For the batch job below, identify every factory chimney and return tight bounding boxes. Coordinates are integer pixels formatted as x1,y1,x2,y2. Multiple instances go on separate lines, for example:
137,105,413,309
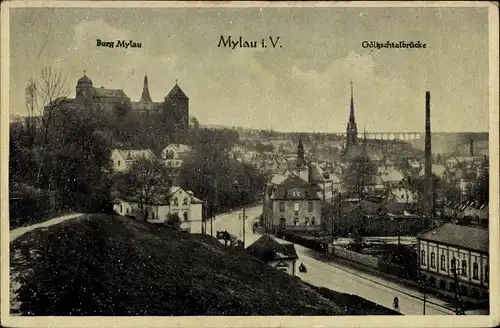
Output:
470,139,474,157
424,91,433,230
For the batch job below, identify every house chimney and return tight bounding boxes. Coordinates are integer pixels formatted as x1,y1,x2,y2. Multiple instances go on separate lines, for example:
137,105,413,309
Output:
424,91,433,230
470,139,474,157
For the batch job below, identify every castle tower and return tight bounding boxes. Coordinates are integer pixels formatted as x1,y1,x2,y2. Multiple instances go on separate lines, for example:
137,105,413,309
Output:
76,70,93,100
164,79,189,132
140,73,152,103
346,81,358,149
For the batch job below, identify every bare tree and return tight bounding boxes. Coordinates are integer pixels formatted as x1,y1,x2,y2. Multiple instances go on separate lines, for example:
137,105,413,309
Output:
114,156,172,220
25,67,70,186
25,67,70,146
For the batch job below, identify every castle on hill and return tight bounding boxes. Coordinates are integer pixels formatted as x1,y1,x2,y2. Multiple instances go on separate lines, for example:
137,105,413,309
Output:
47,71,189,132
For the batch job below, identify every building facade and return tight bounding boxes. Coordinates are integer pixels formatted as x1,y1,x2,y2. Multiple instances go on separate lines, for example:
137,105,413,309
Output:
269,175,323,233
417,223,489,301
113,186,203,233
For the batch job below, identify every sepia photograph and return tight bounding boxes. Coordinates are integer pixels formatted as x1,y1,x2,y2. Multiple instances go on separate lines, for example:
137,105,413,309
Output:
1,1,498,327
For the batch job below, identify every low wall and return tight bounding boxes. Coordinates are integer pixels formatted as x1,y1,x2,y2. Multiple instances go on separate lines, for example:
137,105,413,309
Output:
331,246,379,268
329,246,410,279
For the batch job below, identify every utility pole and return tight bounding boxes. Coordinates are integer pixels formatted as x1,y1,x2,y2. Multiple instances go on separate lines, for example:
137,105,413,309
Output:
210,206,213,237
242,207,246,248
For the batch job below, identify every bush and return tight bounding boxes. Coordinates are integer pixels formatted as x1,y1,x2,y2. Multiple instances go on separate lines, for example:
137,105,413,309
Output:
166,213,181,229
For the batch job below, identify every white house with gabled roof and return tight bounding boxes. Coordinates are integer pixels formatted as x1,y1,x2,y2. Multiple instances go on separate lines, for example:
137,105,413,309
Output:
111,148,156,173
113,186,204,234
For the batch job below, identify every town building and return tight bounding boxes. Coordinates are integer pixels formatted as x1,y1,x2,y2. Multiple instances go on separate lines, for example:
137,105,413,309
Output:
113,186,203,233
266,174,323,234
110,148,156,173
417,223,489,301
161,144,193,171
246,234,299,276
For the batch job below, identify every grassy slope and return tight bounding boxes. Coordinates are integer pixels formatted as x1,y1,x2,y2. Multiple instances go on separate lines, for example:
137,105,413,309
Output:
10,214,397,316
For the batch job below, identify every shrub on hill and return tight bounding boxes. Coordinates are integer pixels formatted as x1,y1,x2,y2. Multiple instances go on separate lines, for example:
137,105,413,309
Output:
10,214,398,316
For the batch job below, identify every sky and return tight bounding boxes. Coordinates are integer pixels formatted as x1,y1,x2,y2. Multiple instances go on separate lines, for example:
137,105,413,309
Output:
9,5,490,133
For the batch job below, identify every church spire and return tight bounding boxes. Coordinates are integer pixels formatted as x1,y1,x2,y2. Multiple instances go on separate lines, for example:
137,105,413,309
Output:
349,81,355,124
297,135,305,167
140,73,152,103
346,81,358,149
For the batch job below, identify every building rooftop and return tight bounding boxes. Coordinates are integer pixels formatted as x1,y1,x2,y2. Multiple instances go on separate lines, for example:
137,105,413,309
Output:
418,223,488,254
113,149,156,160
246,234,299,262
271,175,320,200
94,87,129,98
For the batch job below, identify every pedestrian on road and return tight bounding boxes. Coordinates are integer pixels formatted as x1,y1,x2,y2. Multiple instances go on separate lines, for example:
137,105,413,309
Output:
393,296,399,312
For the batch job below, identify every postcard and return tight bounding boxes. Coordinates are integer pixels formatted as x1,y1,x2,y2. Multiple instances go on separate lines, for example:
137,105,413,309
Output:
1,1,498,328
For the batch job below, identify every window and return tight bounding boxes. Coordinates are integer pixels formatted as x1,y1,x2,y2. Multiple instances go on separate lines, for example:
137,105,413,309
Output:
451,257,456,269
441,254,446,270
461,260,467,276
173,197,179,206
485,264,489,283
311,217,316,225
473,262,479,280
420,250,426,265
183,197,188,205
431,253,436,268
119,205,123,213
126,208,130,214
183,212,188,222
293,202,299,212
118,160,121,166
279,202,285,212
151,212,155,219
308,201,314,212
294,218,299,226
304,217,309,226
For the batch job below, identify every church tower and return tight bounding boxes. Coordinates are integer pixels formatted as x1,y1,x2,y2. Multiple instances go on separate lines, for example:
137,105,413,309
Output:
346,81,358,149
140,73,152,103
297,136,305,165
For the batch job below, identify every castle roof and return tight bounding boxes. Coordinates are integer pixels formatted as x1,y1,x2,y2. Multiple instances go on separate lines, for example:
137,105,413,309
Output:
165,83,188,99
77,73,93,87
94,87,129,98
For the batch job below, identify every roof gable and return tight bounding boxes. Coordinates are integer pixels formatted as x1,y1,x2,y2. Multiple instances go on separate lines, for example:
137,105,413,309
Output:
272,175,320,200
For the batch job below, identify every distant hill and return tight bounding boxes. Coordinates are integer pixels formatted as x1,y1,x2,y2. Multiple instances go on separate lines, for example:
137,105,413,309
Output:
10,214,399,316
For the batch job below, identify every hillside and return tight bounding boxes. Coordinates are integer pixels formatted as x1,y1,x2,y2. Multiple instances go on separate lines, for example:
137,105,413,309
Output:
10,214,399,316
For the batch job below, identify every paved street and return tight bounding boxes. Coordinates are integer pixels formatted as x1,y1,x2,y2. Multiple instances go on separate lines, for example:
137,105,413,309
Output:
212,205,456,315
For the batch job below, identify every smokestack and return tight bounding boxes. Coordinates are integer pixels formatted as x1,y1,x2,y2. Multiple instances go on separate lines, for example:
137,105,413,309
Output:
470,139,474,157
424,91,433,230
